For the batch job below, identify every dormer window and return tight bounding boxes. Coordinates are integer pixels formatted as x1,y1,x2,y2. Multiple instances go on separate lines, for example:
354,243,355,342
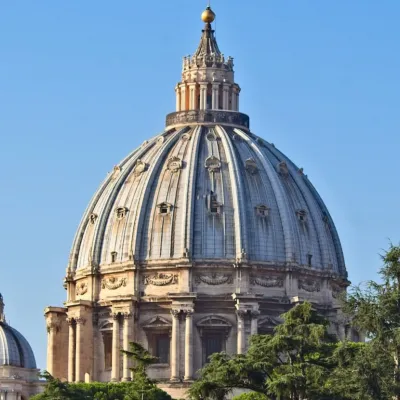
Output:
207,192,222,215
256,204,270,218
157,202,173,216
296,209,307,223
116,207,128,220
111,252,117,263
245,158,258,175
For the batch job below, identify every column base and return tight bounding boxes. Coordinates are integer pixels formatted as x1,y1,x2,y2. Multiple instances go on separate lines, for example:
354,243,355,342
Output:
122,377,132,382
184,377,194,382
111,378,120,382
169,377,180,383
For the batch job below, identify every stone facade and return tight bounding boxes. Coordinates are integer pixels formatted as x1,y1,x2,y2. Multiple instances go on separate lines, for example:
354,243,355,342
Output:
45,6,354,399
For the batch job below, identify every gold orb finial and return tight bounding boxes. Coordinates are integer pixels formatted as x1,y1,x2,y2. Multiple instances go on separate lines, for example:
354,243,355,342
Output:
201,6,216,23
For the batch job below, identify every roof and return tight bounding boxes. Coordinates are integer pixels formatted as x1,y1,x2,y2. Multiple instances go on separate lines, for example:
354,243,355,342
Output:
68,125,346,277
0,322,37,369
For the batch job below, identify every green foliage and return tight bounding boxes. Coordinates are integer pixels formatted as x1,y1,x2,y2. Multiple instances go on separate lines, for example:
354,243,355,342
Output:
233,392,269,400
31,369,172,400
189,302,339,400
121,342,158,379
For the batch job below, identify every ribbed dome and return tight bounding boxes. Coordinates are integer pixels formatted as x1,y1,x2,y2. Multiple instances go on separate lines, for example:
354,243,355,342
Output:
0,322,36,369
68,125,346,277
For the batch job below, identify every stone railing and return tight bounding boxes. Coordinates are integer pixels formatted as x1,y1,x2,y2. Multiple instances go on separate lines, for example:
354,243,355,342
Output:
166,110,250,130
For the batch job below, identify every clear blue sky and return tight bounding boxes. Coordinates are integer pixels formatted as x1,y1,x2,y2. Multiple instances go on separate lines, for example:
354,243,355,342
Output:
1,1,399,370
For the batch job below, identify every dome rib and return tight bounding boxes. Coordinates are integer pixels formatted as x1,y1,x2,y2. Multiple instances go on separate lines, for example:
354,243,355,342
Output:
239,131,296,263
183,126,202,258
0,323,36,369
216,126,248,260
133,129,185,260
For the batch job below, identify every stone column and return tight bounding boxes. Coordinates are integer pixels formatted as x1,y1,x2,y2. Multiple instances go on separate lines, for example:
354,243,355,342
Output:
111,313,120,382
199,84,208,110
180,84,187,111
236,311,246,354
212,83,220,110
75,317,86,382
170,309,180,381
250,311,260,336
184,310,194,381
46,320,59,375
122,312,133,382
188,83,197,110
175,86,181,111
67,318,75,382
222,84,230,110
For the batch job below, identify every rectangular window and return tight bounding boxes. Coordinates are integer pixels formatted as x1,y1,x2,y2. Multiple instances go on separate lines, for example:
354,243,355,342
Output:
204,334,223,364
155,334,170,364
103,332,112,369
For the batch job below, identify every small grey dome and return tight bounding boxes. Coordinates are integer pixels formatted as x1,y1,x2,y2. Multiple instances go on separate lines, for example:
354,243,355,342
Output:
0,322,37,369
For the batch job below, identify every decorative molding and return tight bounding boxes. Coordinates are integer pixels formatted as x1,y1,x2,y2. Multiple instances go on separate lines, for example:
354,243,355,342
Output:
245,158,258,174
143,273,178,286
132,159,148,177
194,273,233,286
157,136,165,146
298,279,321,293
167,156,182,173
76,280,88,296
165,110,250,130
101,276,127,290
205,156,221,173
250,275,284,288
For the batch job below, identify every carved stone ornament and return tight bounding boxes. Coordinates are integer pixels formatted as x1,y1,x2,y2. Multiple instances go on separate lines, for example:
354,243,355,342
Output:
101,276,127,290
157,136,165,146
167,156,182,173
76,280,88,295
112,165,121,179
205,156,221,173
277,161,289,175
115,207,128,220
143,273,178,286
89,213,98,225
181,133,191,141
250,275,284,288
298,279,321,293
245,158,258,174
195,273,233,286
133,159,148,177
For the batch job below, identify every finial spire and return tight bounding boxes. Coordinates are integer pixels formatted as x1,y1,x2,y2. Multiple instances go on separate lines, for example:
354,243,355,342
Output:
0,293,5,323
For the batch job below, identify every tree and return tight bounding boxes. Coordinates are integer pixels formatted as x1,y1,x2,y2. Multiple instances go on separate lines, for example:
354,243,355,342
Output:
343,243,400,399
189,302,339,400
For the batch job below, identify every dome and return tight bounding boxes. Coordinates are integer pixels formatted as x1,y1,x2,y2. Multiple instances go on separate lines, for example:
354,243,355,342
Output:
69,125,346,277
0,322,37,369
48,7,350,389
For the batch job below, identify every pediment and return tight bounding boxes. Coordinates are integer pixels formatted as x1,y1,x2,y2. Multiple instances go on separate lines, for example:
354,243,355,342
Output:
197,315,231,327
142,316,171,330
